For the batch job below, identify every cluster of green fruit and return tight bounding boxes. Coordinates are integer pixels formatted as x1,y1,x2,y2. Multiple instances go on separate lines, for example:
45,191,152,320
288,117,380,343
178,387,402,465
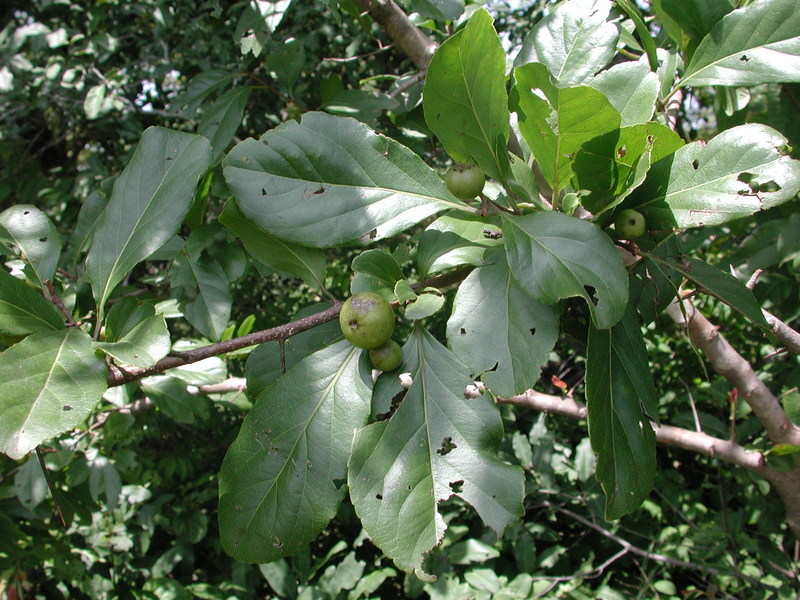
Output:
339,292,403,372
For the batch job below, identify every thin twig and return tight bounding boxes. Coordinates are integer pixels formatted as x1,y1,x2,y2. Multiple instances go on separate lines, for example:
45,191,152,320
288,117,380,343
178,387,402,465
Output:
44,279,78,327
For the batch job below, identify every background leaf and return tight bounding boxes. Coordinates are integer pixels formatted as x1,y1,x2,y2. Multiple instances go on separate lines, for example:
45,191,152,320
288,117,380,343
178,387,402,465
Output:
502,212,628,329
628,124,800,229
219,200,327,291
0,329,107,459
219,340,372,563
348,328,524,577
660,0,733,48
94,314,171,368
170,252,232,341
586,309,657,520
223,112,459,247
514,0,618,85
447,249,559,397
351,249,404,290
0,205,61,287
423,8,510,180
198,86,254,162
680,0,800,87
86,127,212,311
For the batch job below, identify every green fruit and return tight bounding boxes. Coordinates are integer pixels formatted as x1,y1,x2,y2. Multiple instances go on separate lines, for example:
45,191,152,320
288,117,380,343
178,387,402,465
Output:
614,209,646,239
339,292,395,349
369,340,403,372
445,163,485,200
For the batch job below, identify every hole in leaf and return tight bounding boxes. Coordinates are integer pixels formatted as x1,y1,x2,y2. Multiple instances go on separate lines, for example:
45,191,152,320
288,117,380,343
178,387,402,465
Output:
460,328,466,335
449,480,464,494
261,188,268,196
529,328,536,336
62,405,73,411
437,436,457,456
406,485,412,491
313,186,325,195
740,54,750,62
39,237,47,243
758,180,780,193
616,146,627,159
583,285,598,307
375,493,383,500
486,362,499,373
691,159,700,170
333,478,346,490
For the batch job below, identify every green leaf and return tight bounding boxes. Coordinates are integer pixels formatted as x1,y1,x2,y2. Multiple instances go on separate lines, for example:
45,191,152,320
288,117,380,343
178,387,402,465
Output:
223,112,459,247
423,8,510,181
168,69,238,117
219,200,327,291
511,63,621,200
321,89,400,122
86,127,212,311
630,234,682,324
171,252,232,341
104,296,155,341
573,122,684,215
649,255,771,332
64,191,109,268
265,37,305,92
514,0,619,85
219,340,372,563
141,376,211,424
417,213,502,277
352,249,404,289
0,329,107,459
245,304,343,397
404,292,445,320
680,0,800,88
0,269,64,336
348,328,524,577
94,314,170,368
586,309,657,520
629,124,800,229
502,212,628,329
0,205,61,287
411,0,464,21
198,86,254,162
446,249,559,397
660,0,733,46
589,59,660,127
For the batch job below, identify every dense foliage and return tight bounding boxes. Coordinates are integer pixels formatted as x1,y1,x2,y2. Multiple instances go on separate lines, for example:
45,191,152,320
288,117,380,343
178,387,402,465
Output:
2,0,800,598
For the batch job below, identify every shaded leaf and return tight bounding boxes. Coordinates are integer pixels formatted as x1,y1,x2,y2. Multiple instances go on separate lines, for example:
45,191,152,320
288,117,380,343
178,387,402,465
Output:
171,252,232,341
219,200,327,291
141,376,211,425
86,127,212,311
352,249,403,289
219,340,372,562
423,8,510,180
417,213,503,277
348,328,524,577
586,309,657,519
0,269,64,336
0,329,107,459
502,212,628,329
198,86,254,162
223,112,460,247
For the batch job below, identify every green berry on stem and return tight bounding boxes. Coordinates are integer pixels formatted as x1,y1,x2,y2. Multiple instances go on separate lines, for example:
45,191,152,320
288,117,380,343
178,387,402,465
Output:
445,163,485,200
339,292,395,349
